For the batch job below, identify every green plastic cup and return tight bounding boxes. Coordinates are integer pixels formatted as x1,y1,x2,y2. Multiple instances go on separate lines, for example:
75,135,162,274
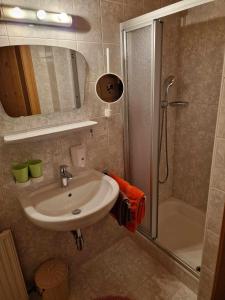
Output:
12,163,29,183
28,160,43,178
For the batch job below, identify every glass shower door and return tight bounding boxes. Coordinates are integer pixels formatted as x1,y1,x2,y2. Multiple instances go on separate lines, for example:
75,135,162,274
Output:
123,21,162,238
121,0,217,275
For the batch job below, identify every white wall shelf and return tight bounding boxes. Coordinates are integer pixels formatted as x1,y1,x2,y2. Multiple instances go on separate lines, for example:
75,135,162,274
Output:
3,120,98,143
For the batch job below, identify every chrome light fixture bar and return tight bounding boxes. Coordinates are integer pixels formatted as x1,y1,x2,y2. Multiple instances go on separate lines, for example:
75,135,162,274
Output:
0,5,72,27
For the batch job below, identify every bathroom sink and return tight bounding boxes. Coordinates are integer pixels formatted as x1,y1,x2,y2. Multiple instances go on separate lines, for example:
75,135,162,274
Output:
19,169,119,231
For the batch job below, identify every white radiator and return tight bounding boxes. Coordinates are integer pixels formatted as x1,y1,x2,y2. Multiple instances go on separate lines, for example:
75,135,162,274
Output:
0,230,28,300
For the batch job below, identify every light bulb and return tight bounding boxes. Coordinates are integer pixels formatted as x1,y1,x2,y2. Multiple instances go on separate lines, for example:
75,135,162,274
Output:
10,7,24,19
37,10,46,20
58,12,70,23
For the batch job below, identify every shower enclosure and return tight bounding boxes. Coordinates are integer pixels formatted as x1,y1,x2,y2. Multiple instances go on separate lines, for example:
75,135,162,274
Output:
121,0,221,276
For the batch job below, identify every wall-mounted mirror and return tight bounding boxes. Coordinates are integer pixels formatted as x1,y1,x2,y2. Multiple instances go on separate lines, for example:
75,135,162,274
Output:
96,73,124,103
0,45,87,117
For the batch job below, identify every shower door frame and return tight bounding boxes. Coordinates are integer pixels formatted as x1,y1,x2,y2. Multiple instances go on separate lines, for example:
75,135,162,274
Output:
121,0,215,274
121,19,162,240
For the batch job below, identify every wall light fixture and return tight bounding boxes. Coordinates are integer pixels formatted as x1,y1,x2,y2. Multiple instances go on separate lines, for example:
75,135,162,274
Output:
36,10,47,21
0,5,73,27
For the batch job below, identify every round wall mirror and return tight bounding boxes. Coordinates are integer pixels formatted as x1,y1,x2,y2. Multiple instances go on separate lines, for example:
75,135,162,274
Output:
96,73,124,103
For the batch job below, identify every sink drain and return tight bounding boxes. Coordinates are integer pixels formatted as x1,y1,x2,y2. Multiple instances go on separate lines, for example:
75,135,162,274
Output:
72,209,81,215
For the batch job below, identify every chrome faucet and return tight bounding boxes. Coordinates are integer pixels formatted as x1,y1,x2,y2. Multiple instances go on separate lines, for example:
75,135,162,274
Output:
60,165,73,187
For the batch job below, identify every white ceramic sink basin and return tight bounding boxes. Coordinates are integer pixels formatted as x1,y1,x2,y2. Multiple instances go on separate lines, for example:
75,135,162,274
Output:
19,169,119,231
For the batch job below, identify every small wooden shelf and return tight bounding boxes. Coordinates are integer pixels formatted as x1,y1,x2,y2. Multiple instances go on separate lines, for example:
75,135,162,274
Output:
3,120,98,143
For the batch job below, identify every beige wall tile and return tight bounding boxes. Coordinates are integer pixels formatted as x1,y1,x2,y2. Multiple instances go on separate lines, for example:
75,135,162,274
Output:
39,0,74,13
158,13,180,203
123,0,143,21
143,0,178,13
204,19,225,74
201,229,220,273
107,0,123,3
198,266,214,300
161,0,179,6
206,189,225,235
123,0,143,6
207,0,225,20
219,76,225,108
108,113,123,147
211,138,225,191
107,114,123,176
171,13,223,211
199,9,225,298
123,4,143,21
74,0,102,42
2,0,40,9
143,0,160,13
0,186,24,228
1,0,73,12
0,0,125,283
6,22,76,40
101,0,123,44
177,20,223,106
217,106,225,138
173,104,217,210
8,36,77,48
77,41,104,82
84,82,105,118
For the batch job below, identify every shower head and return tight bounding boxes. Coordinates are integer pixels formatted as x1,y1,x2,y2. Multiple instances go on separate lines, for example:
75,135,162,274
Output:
164,75,175,88
163,75,176,98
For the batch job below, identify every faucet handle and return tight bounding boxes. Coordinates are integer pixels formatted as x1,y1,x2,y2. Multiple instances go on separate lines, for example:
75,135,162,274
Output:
60,165,68,173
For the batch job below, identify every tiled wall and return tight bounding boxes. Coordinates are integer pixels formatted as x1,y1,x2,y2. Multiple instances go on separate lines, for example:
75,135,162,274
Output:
196,0,225,298
172,8,225,211
1,1,223,298
159,13,180,203
157,1,225,213
146,2,225,298
157,2,225,296
0,0,130,282
140,2,225,297
198,58,225,300
0,0,177,284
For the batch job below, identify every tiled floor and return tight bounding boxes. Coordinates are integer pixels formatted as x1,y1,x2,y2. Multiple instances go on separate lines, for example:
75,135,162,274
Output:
68,237,197,300
30,237,197,300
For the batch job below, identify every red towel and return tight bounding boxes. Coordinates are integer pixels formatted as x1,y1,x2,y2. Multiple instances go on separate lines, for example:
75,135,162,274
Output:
109,173,145,232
